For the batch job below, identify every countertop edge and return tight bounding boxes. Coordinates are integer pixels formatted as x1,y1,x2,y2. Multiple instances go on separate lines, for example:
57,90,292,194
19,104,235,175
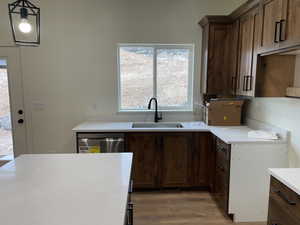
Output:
72,122,288,144
269,169,300,196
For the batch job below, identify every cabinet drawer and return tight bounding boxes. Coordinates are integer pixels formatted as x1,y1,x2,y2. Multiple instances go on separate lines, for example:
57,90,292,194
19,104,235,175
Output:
269,177,300,223
268,195,297,225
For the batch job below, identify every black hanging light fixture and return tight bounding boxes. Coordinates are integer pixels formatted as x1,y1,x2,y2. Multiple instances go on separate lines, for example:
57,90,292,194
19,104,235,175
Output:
8,0,40,46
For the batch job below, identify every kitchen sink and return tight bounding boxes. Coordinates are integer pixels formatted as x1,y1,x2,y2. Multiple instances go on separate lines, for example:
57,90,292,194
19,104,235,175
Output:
132,122,184,129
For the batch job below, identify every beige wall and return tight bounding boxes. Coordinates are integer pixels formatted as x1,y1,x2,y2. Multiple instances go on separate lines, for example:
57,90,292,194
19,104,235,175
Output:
0,0,245,154
247,98,300,167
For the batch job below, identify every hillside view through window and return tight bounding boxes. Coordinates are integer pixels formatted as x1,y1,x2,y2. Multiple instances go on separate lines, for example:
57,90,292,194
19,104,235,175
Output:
119,45,193,111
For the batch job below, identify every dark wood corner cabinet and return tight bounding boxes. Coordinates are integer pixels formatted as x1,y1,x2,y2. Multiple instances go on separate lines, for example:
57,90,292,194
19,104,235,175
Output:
199,0,300,98
268,176,300,225
126,132,213,190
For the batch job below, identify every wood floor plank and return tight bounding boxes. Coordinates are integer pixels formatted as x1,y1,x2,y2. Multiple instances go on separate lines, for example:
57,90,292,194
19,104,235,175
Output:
132,191,266,225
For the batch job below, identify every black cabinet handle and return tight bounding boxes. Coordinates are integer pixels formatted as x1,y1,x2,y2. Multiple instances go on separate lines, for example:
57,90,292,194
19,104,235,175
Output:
245,76,252,91
243,76,246,91
129,180,133,193
274,21,280,43
279,19,286,42
128,202,134,225
18,119,24,124
275,190,296,205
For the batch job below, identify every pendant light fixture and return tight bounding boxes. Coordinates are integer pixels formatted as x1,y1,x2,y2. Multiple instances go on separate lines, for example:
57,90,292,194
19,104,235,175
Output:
8,0,40,46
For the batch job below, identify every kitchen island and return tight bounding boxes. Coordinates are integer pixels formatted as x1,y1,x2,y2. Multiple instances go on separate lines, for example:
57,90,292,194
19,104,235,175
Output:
0,153,133,225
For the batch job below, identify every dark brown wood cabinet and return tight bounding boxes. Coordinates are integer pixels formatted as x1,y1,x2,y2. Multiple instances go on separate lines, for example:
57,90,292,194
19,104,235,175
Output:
192,132,212,187
259,0,282,51
199,17,233,96
126,133,159,189
161,133,192,187
228,20,240,95
237,11,255,96
126,132,213,189
212,136,231,215
237,7,261,96
280,0,300,48
199,0,300,98
268,176,300,225
260,0,300,51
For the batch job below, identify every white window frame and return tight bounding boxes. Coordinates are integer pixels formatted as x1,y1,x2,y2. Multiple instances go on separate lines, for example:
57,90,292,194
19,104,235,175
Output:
117,43,194,112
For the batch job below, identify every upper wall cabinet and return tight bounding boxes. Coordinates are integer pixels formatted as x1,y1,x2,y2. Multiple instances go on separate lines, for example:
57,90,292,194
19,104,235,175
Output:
236,7,261,96
228,20,240,96
199,17,233,96
259,0,282,51
259,0,300,52
280,0,300,48
199,0,300,98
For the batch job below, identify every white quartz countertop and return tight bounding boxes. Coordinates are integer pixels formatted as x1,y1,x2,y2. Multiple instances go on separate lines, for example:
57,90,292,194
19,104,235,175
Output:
0,153,133,225
73,121,286,144
72,121,210,132
269,168,300,196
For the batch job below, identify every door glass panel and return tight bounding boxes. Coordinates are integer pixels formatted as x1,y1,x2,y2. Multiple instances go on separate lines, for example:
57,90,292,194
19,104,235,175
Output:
0,59,14,157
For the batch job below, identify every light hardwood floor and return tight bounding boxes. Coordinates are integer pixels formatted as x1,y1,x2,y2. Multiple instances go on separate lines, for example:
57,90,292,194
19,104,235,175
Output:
132,191,266,225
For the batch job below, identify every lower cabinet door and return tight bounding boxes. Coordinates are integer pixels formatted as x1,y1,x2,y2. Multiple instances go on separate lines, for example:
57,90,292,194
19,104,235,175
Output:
268,177,300,225
161,133,192,188
214,165,229,214
192,132,212,187
126,133,159,189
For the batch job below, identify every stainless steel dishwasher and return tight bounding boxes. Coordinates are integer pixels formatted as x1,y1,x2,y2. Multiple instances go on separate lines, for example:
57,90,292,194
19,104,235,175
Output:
77,133,125,153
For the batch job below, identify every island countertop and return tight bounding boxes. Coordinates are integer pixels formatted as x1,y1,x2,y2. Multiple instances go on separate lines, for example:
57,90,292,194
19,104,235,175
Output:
0,153,133,225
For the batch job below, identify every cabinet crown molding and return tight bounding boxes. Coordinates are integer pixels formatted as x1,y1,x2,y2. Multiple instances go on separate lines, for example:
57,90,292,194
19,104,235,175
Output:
199,0,260,26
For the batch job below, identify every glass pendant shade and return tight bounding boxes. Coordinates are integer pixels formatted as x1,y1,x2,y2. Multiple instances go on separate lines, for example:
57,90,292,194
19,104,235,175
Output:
8,0,40,46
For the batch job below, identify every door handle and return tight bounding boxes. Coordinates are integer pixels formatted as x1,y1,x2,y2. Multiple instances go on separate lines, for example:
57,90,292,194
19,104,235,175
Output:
274,21,280,43
18,119,24,124
243,76,247,91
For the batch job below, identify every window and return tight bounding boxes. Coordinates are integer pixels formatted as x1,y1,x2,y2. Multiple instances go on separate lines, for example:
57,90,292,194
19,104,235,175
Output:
118,44,194,111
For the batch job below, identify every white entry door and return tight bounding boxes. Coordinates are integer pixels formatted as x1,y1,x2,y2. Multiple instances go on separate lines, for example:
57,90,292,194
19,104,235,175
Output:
0,47,27,157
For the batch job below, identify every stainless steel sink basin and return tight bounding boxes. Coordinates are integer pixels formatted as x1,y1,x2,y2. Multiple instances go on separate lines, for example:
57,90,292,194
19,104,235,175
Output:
132,122,184,129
